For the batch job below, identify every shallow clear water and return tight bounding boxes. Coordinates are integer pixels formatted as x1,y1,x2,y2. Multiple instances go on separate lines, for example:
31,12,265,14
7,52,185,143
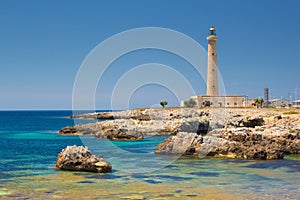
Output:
0,111,299,199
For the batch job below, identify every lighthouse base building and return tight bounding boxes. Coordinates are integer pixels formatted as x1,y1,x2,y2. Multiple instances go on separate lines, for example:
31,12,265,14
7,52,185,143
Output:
196,95,243,108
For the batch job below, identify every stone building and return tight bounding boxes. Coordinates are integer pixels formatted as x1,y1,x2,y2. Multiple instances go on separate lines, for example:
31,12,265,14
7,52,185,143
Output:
197,95,243,108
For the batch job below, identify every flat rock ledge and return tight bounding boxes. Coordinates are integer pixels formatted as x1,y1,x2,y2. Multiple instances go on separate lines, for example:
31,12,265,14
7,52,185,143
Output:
59,108,211,140
60,121,144,140
56,145,112,173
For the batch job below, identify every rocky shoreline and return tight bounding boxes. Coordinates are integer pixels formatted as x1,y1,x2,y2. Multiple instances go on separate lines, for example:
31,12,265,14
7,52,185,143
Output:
59,108,300,162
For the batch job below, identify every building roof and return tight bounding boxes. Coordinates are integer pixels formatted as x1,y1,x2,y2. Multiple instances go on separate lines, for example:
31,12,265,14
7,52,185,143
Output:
269,99,288,102
197,95,244,97
293,99,300,103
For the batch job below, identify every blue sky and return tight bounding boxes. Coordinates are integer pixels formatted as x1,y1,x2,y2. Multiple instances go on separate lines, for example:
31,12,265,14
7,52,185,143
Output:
0,0,299,110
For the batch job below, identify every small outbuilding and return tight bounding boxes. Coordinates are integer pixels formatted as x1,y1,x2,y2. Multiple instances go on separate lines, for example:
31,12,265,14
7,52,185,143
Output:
269,99,289,108
292,99,300,108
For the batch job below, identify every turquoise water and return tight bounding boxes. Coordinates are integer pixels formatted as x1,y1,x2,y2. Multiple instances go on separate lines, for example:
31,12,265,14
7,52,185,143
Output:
0,111,300,199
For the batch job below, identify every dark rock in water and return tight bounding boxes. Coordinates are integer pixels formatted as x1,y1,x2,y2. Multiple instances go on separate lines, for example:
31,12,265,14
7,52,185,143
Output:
175,190,183,193
56,145,112,173
59,126,77,135
189,171,219,177
77,180,96,184
143,179,162,184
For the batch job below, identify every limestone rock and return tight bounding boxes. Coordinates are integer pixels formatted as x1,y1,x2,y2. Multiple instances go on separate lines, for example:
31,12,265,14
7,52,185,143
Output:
155,129,298,160
154,132,198,154
56,145,112,173
59,121,143,140
95,121,144,140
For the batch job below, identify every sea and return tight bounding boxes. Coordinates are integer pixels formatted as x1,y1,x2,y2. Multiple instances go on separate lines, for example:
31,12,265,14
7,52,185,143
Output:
0,111,299,199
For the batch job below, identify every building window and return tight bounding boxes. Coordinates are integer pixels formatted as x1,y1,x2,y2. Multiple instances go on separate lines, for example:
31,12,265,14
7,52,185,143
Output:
212,53,214,56
227,103,229,106
234,102,237,106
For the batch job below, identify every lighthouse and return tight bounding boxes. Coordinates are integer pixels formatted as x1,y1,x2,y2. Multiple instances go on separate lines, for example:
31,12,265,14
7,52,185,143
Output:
182,26,244,108
206,27,218,96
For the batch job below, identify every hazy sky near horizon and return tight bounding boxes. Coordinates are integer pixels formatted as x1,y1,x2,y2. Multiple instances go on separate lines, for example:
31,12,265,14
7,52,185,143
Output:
0,0,300,110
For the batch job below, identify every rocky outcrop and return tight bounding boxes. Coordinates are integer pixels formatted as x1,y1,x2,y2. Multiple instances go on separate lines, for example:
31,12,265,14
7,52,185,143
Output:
226,116,264,128
155,128,300,160
56,145,112,173
60,108,210,140
155,108,300,159
59,121,143,140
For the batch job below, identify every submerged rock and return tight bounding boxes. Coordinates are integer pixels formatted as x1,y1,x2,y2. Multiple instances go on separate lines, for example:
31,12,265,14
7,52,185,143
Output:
56,145,112,173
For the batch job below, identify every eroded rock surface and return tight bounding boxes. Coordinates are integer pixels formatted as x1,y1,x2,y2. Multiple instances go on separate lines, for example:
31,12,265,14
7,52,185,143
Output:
155,128,300,160
60,108,211,140
56,145,112,173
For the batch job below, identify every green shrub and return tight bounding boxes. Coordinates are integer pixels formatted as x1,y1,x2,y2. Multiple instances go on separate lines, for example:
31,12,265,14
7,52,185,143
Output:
283,111,299,115
160,101,168,108
184,98,197,108
289,128,295,133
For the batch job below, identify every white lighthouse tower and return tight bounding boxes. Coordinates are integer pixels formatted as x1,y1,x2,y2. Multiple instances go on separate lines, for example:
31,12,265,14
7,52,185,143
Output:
206,27,218,96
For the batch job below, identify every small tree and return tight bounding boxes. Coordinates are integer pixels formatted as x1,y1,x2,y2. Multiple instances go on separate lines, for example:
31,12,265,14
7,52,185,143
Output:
255,98,264,108
184,98,197,108
160,101,168,108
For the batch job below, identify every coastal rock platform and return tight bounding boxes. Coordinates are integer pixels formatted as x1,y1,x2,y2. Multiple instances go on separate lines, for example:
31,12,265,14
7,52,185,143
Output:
60,108,300,160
